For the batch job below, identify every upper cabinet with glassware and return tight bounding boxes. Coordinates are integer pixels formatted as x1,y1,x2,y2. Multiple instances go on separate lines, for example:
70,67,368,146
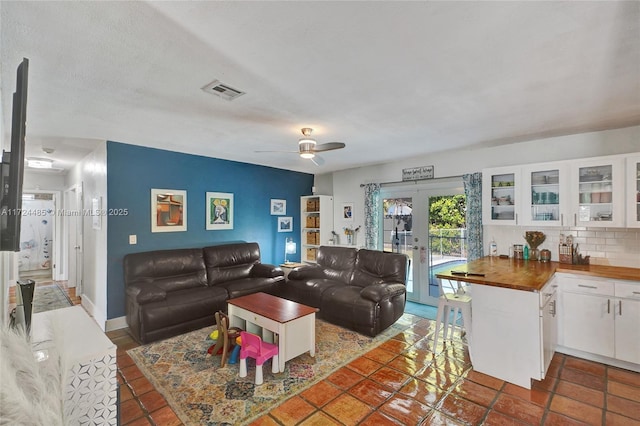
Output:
483,153,636,228
626,154,640,228
521,163,569,227
482,166,520,225
570,156,625,228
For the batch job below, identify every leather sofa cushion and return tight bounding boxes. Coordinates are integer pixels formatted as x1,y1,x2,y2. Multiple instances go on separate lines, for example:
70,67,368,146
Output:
141,286,227,332
316,246,358,284
219,277,280,299
204,242,261,286
124,249,207,292
321,286,377,326
352,249,408,288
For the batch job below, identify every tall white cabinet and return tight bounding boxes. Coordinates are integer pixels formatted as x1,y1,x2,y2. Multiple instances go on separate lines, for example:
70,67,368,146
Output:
300,195,333,263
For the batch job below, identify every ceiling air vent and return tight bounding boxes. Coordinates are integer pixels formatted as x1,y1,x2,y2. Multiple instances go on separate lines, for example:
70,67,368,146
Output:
201,80,245,101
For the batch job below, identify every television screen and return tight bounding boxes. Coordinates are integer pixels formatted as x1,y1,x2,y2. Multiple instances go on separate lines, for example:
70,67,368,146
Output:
0,58,29,252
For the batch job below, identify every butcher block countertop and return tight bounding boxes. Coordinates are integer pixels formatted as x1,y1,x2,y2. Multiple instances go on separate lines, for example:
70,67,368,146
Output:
436,257,640,292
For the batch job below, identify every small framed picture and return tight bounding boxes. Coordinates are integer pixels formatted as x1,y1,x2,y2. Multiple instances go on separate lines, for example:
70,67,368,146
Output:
278,216,293,232
343,203,354,221
271,199,286,215
206,192,234,230
152,189,187,232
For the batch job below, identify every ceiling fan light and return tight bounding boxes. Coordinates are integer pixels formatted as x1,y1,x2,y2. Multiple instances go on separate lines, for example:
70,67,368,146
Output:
298,137,316,146
300,151,315,159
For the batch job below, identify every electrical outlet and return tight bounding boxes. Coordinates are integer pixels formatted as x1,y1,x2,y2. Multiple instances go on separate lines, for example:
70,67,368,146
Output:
129,235,137,245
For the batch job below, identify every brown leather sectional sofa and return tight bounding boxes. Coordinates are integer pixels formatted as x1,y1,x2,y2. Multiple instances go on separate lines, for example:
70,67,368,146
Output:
281,246,409,336
123,242,284,344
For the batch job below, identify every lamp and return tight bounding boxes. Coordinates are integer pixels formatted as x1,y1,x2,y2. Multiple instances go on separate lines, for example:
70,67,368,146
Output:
284,237,297,264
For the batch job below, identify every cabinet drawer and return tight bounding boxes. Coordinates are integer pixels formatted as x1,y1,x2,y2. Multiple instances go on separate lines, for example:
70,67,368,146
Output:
614,281,640,299
560,276,614,296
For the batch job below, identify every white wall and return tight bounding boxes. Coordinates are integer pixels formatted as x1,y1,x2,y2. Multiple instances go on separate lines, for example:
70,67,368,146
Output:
65,142,108,329
320,126,640,268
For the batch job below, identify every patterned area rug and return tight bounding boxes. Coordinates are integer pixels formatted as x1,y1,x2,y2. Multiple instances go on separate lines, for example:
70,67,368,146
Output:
33,284,73,313
128,313,421,425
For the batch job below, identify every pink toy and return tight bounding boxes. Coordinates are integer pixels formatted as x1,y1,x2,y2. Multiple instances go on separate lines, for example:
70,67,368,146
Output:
238,331,279,385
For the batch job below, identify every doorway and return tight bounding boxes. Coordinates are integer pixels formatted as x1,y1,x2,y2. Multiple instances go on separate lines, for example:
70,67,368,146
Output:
64,184,83,291
381,180,467,305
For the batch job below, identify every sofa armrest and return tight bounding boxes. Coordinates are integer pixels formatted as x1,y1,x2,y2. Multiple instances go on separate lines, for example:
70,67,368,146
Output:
360,282,406,303
250,263,285,278
126,281,167,304
288,264,326,281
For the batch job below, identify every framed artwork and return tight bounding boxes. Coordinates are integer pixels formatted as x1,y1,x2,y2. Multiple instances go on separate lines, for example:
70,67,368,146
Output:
278,216,293,232
152,189,187,232
270,199,286,215
206,192,234,230
342,202,354,221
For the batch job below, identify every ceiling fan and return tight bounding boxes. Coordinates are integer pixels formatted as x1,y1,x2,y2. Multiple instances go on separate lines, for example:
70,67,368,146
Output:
256,128,345,166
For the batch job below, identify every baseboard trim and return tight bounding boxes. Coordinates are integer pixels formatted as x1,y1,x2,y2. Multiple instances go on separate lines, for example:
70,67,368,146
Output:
106,316,128,332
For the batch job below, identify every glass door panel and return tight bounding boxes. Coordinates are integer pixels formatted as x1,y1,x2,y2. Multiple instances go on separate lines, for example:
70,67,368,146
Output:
578,164,613,223
383,197,415,295
490,173,516,222
530,169,560,223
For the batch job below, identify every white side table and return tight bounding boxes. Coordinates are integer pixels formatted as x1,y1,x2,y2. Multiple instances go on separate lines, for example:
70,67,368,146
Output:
32,306,118,425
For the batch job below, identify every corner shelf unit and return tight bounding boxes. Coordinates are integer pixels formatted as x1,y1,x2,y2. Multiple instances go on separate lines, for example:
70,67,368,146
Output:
301,195,333,263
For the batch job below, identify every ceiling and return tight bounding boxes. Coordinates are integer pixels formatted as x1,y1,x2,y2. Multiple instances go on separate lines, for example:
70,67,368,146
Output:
1,1,639,175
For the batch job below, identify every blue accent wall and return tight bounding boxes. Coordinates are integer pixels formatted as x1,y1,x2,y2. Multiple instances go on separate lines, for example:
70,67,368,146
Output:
106,141,314,319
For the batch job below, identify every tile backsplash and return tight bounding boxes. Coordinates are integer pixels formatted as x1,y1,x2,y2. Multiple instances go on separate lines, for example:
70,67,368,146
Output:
484,225,640,269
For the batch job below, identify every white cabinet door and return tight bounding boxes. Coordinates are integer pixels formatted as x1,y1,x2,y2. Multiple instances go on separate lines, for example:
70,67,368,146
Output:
562,291,615,358
521,162,569,227
626,154,640,228
483,167,520,225
541,290,558,376
614,281,640,364
570,156,626,228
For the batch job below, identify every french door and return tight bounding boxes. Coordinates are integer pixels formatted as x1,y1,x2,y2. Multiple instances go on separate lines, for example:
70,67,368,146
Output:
381,180,466,304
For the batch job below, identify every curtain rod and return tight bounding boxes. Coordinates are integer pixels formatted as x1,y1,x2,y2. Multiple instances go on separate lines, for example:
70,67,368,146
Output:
360,174,464,187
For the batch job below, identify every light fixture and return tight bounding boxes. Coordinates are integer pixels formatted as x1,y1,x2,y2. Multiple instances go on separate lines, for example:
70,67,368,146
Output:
284,237,297,264
26,157,53,169
299,127,317,159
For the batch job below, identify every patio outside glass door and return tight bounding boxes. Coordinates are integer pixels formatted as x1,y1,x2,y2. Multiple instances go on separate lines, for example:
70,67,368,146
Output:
381,182,466,305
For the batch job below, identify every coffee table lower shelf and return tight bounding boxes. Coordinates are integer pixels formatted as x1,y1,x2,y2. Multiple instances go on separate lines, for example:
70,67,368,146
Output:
227,292,317,372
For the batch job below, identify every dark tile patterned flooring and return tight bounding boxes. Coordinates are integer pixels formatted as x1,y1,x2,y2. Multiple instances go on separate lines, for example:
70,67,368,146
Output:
107,316,640,426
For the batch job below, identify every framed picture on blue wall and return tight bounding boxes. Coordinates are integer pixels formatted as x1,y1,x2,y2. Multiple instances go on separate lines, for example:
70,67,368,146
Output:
151,189,187,232
206,192,234,230
278,216,293,232
270,199,286,215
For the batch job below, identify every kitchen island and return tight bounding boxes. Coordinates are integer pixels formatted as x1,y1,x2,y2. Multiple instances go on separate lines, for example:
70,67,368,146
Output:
437,257,640,389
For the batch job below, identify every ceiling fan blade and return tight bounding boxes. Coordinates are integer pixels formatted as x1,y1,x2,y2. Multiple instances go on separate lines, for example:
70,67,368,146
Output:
310,154,325,166
254,150,298,153
313,142,345,153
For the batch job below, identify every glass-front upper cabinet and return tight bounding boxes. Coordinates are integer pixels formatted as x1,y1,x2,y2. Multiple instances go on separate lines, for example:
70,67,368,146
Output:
571,156,625,228
626,154,640,228
483,167,520,225
521,163,568,226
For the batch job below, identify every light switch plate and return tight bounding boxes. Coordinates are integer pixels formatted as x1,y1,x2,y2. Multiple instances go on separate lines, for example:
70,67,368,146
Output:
129,235,137,245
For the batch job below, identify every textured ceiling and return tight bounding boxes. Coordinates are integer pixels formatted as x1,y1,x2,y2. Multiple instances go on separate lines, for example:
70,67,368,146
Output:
1,1,639,174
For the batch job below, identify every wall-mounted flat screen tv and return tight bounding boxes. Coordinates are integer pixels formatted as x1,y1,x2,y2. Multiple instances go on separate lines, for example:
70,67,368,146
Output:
1,58,29,252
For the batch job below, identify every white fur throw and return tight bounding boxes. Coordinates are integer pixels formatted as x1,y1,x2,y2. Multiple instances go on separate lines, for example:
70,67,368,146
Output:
0,325,64,425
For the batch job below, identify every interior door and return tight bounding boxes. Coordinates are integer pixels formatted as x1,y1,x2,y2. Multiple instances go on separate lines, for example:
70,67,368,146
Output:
64,184,83,291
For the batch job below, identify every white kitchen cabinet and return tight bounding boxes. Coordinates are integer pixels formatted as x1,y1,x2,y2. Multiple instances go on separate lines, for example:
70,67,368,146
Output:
521,162,569,227
300,195,333,263
614,281,640,364
626,154,640,228
569,155,626,227
557,274,640,366
471,279,557,389
482,167,520,225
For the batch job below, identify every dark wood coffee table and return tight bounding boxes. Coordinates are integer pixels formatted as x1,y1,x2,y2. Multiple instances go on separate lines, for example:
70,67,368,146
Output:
227,292,318,372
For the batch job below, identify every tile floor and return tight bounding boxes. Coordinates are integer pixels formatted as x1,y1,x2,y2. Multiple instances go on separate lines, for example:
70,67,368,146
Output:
11,285,640,425
108,317,640,426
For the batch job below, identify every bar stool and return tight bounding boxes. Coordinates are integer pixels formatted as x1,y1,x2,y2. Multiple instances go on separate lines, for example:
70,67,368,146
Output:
433,278,472,352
